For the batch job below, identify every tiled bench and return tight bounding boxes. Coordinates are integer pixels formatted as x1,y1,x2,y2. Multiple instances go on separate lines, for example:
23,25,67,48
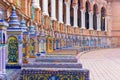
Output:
20,69,89,80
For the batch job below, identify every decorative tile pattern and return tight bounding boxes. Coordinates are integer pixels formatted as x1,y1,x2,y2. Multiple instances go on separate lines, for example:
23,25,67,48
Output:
8,36,18,63
20,69,89,80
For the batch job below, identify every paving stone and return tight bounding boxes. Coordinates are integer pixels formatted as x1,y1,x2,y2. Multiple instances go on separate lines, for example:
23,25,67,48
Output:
78,48,120,80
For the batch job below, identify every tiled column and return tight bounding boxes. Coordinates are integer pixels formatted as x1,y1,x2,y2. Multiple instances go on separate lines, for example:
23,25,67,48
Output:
42,0,49,16
34,41,38,54
81,9,85,29
18,44,23,64
6,45,8,64
58,0,63,23
26,43,29,58
0,47,2,74
51,0,56,20
53,39,56,50
65,1,70,25
88,37,90,46
73,5,78,27
2,46,6,73
97,14,101,31
89,11,93,30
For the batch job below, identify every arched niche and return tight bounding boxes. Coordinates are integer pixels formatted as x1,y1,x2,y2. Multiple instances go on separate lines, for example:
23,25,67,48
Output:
85,1,90,29
8,36,18,64
48,0,51,17
77,0,81,28
63,0,66,24
70,0,74,26
101,7,106,31
93,4,98,30
56,0,59,20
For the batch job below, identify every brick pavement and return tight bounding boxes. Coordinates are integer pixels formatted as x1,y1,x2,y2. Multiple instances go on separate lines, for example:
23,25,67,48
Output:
78,48,120,80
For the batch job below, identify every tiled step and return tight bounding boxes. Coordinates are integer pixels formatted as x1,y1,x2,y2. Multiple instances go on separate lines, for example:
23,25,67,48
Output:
38,55,76,58
22,63,82,68
36,55,77,63
35,58,77,63
20,49,90,80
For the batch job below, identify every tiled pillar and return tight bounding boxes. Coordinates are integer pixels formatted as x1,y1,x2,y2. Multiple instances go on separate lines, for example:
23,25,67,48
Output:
0,47,2,74
6,45,8,64
2,46,6,73
26,43,29,58
18,44,23,64
40,39,46,53
38,41,41,53
34,40,38,54
53,39,56,50
88,37,91,47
